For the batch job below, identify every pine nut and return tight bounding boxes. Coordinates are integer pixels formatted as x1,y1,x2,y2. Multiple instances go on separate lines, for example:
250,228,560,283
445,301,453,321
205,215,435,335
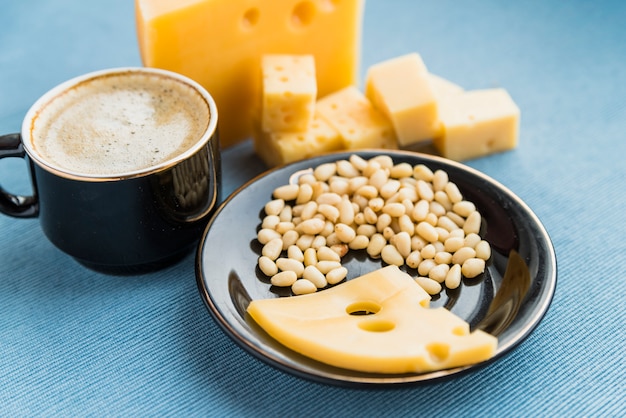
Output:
415,276,442,295
276,257,305,277
317,260,342,274
452,246,476,265
287,245,304,262
463,211,482,235
262,238,284,260
326,267,348,285
416,221,438,242
445,264,462,289
258,256,278,277
461,258,486,278
317,245,341,261
313,162,336,181
367,233,387,258
475,240,492,260
413,164,434,181
381,244,404,266
296,183,314,204
335,223,356,243
390,162,413,179
318,203,339,223
303,247,318,266
349,235,370,250
261,215,280,230
292,279,317,295
453,200,476,217
271,270,297,287
336,159,360,178
257,228,281,245
429,263,450,283
303,265,327,288
273,184,299,201
264,199,285,216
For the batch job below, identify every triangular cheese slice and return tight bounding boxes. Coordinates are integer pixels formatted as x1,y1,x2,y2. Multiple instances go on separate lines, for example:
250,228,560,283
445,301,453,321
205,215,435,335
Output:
247,266,497,374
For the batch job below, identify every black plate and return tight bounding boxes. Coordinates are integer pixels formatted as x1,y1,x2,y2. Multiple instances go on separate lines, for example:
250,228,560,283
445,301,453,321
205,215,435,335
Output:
196,150,557,386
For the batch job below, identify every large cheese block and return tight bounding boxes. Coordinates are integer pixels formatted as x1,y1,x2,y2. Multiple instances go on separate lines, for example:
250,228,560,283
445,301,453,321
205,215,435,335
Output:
135,0,364,148
253,113,342,167
433,88,520,161
261,54,317,133
316,86,398,150
364,53,439,146
247,265,497,374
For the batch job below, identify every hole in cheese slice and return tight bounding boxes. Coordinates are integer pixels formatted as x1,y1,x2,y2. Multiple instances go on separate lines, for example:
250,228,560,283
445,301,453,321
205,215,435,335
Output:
247,265,498,374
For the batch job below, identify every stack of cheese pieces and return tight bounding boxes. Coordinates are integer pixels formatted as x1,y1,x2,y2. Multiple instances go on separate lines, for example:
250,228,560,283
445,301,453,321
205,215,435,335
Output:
254,53,520,166
254,54,397,167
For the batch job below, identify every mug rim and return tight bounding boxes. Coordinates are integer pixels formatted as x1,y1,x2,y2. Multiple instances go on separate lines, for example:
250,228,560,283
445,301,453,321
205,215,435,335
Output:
21,67,219,182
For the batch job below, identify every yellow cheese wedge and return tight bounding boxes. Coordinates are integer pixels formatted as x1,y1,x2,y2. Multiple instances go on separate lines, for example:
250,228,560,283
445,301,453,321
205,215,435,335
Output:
364,53,439,146
433,88,520,161
135,0,365,148
261,54,317,133
316,86,398,150
253,113,343,167
247,266,498,374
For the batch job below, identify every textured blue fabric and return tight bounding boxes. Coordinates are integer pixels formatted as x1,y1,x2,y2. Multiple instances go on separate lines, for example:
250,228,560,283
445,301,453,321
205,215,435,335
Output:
1,0,624,416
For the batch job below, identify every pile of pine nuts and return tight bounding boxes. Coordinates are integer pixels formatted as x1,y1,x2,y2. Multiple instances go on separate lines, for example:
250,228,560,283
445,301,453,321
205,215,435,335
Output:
256,154,491,295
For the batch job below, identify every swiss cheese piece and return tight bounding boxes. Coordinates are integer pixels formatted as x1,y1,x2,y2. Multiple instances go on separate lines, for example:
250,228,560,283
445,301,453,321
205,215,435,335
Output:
135,0,365,148
364,53,439,146
253,113,342,167
247,266,498,374
428,73,464,101
316,86,398,150
433,88,520,161
261,54,317,132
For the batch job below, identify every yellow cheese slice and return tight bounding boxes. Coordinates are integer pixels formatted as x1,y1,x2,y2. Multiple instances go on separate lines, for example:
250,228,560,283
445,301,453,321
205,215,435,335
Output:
253,113,343,167
433,88,520,161
247,265,497,374
364,53,440,146
135,0,364,148
261,54,317,133
316,86,398,150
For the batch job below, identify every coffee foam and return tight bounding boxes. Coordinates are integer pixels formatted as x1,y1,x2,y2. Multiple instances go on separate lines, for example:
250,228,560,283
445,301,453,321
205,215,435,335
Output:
31,72,210,176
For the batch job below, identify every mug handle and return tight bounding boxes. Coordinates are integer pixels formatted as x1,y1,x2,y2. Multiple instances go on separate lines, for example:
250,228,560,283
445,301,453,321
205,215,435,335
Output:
0,133,38,218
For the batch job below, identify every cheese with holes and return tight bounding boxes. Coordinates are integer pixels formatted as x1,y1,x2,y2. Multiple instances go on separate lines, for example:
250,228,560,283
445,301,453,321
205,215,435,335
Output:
316,86,398,150
247,266,497,374
135,0,364,148
433,88,520,161
364,53,439,146
262,54,317,132
253,113,342,167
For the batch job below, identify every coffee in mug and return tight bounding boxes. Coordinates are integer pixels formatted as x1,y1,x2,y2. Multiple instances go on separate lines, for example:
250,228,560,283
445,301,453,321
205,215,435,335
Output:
30,71,210,177
0,67,221,273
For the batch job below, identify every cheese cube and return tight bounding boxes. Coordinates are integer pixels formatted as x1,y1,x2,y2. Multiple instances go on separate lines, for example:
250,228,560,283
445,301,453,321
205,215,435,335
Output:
364,53,439,146
261,54,317,133
247,265,498,374
433,88,520,161
316,86,397,150
135,0,365,148
254,114,343,167
428,73,464,101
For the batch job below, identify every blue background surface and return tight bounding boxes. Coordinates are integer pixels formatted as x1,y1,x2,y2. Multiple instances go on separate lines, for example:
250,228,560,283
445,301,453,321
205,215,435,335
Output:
1,0,624,416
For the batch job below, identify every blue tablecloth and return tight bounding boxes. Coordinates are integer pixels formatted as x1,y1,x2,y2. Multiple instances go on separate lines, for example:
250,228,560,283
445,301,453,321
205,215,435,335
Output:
1,1,624,416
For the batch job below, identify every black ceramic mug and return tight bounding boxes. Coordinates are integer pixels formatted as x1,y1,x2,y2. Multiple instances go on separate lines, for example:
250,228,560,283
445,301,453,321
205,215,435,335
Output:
0,67,221,273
